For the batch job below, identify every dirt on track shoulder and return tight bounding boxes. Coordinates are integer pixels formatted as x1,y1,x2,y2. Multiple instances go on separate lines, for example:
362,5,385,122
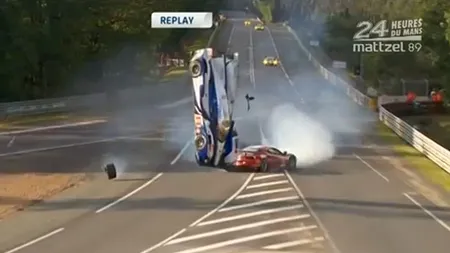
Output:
0,173,86,220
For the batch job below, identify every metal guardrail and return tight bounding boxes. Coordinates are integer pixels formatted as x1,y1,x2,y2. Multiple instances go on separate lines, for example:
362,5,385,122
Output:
283,25,371,108
0,21,223,119
285,24,450,174
379,105,450,173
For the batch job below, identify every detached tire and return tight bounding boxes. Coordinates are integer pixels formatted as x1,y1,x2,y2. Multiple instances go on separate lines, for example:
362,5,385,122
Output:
105,163,117,180
259,158,269,172
287,155,297,170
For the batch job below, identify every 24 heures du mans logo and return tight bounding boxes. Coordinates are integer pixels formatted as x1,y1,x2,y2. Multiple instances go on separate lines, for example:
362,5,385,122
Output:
353,19,422,53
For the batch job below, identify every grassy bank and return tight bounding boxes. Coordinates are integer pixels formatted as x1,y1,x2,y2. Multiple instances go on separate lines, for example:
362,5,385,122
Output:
376,122,450,192
256,1,273,22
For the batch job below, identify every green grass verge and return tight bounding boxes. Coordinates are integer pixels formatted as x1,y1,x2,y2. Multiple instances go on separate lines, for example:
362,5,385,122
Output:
376,122,450,191
0,113,105,129
256,1,273,22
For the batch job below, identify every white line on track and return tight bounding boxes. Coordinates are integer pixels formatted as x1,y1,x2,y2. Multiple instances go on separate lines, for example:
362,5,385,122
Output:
95,173,163,213
284,170,342,253
252,173,284,180
219,196,298,212
167,215,305,245
4,228,64,253
171,226,317,253
157,97,192,109
139,229,187,253
226,25,235,52
404,193,450,232
0,133,159,157
354,153,389,182
265,26,304,101
119,137,165,141
189,173,254,227
246,180,288,189
0,120,106,136
139,173,254,252
235,187,293,199
262,237,325,250
170,138,193,165
6,136,15,147
249,26,256,88
197,205,307,226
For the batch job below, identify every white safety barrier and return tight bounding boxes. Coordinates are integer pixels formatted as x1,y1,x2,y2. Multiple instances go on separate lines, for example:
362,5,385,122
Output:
379,105,450,173
285,24,450,174
284,25,371,107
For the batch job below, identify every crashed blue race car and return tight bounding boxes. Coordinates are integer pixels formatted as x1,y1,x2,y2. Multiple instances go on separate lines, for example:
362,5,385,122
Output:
102,48,254,179
189,48,241,167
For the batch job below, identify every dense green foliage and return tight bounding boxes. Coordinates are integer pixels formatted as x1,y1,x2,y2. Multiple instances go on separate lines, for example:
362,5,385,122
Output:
286,0,450,91
0,0,222,102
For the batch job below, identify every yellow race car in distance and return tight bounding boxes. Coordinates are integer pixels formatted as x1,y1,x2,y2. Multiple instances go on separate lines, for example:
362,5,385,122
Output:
263,56,280,66
244,20,251,26
254,24,265,31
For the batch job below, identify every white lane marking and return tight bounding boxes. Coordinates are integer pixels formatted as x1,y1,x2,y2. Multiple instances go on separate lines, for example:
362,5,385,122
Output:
189,173,254,227
0,132,159,157
226,25,235,52
246,180,288,189
6,136,15,147
120,137,165,141
249,26,256,88
198,205,307,226
404,193,450,232
158,97,192,109
262,237,325,250
168,215,305,245
172,226,316,253
95,173,163,213
0,119,106,136
235,187,293,199
140,174,254,252
170,138,192,165
219,196,298,212
354,153,389,182
285,170,342,253
139,229,186,253
4,228,64,253
266,26,303,101
253,173,284,180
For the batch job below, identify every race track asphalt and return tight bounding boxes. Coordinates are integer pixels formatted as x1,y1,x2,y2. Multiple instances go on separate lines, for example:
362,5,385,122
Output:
0,12,248,253
1,10,450,253
266,22,450,253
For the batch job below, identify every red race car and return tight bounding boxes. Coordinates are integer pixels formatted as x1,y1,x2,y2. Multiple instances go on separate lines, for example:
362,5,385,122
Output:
233,145,297,172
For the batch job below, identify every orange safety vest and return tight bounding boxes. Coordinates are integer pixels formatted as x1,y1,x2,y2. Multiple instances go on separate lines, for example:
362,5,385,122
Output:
406,92,416,103
435,91,443,102
431,93,437,102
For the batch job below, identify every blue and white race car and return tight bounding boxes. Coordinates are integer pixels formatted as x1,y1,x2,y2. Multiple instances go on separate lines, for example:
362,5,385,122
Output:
189,48,240,167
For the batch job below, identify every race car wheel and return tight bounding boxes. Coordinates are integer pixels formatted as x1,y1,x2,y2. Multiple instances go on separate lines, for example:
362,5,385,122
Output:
287,155,297,170
104,163,117,180
189,60,202,77
259,158,269,172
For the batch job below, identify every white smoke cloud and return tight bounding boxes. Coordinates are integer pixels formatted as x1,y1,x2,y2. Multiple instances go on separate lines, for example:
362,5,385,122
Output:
261,103,335,167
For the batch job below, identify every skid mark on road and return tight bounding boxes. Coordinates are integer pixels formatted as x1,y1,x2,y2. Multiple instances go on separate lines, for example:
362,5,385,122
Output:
149,172,329,253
